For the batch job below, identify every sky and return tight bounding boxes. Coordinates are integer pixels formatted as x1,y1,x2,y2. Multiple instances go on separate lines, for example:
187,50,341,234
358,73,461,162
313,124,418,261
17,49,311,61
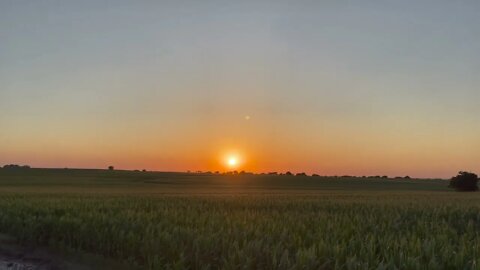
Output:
1,0,479,178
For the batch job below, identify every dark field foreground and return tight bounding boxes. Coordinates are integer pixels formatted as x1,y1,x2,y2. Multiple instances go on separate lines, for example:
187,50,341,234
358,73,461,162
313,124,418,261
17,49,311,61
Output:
0,169,478,269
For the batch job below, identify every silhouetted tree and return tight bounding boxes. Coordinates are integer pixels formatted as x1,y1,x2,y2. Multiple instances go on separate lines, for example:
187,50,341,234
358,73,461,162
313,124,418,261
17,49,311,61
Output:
449,171,478,192
296,172,307,177
108,166,114,171
3,164,30,170
285,171,293,176
404,176,411,179
312,174,320,177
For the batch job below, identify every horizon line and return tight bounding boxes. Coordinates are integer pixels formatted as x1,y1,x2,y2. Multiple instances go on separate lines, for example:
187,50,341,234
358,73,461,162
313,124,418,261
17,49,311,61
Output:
0,165,450,180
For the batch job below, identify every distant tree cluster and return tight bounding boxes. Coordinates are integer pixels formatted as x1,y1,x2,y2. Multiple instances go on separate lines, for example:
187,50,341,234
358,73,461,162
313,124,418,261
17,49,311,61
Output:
176,170,427,182
2,164,31,170
195,171,417,179
449,171,478,192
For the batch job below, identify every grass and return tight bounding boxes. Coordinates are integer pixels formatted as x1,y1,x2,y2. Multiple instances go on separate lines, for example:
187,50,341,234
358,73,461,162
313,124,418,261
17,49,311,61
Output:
0,168,478,269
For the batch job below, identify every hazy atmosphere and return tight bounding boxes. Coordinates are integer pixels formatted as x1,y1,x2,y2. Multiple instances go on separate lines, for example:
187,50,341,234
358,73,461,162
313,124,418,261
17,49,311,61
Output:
2,0,479,177
2,2,480,269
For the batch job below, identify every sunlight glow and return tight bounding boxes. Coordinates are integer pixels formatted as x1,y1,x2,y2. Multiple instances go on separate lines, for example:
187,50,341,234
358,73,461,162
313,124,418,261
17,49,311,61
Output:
228,157,238,167
223,152,244,170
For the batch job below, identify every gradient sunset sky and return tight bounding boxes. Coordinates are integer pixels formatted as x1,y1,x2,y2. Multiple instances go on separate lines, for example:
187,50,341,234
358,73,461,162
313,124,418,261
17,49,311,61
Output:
1,1,479,178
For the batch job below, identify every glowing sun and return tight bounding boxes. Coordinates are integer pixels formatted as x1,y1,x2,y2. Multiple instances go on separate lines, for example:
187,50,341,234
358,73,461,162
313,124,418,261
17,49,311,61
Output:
228,157,238,167
223,153,243,170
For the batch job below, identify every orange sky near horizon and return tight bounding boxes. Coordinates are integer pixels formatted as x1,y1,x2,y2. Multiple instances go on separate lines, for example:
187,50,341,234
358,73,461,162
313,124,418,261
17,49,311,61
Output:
1,111,479,178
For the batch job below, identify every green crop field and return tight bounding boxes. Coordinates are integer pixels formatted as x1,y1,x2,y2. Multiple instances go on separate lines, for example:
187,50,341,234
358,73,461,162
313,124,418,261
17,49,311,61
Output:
0,168,478,269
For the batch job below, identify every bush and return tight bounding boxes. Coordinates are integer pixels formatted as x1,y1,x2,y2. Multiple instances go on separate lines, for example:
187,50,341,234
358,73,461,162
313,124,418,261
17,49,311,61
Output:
449,172,478,192
3,164,31,170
